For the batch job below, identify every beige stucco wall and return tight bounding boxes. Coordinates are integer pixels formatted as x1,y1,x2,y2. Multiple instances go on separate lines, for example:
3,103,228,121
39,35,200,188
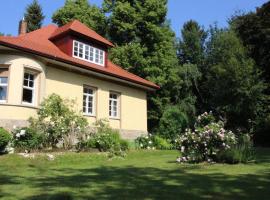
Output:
0,53,148,133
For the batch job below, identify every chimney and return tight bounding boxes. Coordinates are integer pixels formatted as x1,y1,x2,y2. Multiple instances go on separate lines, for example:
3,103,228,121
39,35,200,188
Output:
18,18,27,35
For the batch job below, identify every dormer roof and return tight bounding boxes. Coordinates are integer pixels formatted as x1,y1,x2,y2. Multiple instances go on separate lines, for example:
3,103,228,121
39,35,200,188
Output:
49,20,114,47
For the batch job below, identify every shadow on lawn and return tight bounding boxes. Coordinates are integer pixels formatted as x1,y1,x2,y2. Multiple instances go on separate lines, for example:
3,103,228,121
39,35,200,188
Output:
1,164,270,200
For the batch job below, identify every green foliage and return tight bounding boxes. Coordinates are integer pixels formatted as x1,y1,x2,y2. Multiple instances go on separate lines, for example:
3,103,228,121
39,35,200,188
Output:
230,2,270,144
0,128,11,151
152,135,172,150
78,119,129,157
178,20,207,66
12,127,45,151
52,0,107,35
158,106,188,140
135,134,154,150
217,134,255,164
135,134,172,150
202,29,265,129
230,2,270,82
29,94,88,149
24,0,45,32
103,0,180,131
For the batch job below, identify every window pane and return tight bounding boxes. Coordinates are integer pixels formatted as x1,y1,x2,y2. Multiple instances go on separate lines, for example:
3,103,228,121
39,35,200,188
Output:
29,74,34,81
23,79,28,86
0,77,7,84
95,49,99,63
0,86,7,100
29,80,34,88
90,47,94,61
22,88,33,103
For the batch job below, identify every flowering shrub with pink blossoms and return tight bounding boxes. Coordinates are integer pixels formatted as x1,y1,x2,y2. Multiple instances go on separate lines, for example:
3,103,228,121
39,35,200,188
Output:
176,112,237,163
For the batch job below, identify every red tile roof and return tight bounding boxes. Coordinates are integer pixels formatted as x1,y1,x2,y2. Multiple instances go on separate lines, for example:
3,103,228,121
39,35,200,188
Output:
0,21,159,90
49,20,114,47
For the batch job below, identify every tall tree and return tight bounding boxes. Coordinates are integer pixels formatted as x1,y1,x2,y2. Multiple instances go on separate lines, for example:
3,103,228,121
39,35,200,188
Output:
177,20,207,111
178,20,207,66
103,0,181,131
230,2,270,83
52,0,107,36
24,0,45,32
230,2,270,142
202,29,265,130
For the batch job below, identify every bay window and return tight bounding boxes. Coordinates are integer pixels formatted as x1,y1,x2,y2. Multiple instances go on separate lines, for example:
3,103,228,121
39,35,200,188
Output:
0,68,9,102
22,72,35,105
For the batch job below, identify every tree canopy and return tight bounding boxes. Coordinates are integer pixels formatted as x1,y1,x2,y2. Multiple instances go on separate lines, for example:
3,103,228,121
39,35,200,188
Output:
52,0,107,36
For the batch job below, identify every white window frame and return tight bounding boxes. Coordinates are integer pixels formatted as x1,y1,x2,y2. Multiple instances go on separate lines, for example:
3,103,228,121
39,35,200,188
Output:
109,92,120,119
73,40,105,66
83,86,96,116
0,76,8,103
22,71,36,106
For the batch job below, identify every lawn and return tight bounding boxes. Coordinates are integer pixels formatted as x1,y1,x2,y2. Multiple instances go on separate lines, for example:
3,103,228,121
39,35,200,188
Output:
0,149,270,200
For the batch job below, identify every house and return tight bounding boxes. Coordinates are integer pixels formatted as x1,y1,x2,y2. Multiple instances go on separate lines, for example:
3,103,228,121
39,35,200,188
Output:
0,19,159,139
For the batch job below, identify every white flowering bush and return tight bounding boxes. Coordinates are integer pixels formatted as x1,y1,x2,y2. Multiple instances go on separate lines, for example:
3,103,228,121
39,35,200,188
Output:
176,112,237,163
12,127,45,150
29,94,88,149
135,134,172,150
135,134,155,150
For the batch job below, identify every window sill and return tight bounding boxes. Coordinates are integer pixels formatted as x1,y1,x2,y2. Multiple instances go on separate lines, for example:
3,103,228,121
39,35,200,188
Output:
109,117,120,120
83,114,96,118
22,102,36,108
0,103,38,109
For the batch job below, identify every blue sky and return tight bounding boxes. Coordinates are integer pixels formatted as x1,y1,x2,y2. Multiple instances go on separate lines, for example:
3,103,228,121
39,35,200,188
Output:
0,0,268,37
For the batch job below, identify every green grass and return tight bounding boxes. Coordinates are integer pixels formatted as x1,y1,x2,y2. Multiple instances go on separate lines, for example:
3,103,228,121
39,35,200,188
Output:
0,149,270,200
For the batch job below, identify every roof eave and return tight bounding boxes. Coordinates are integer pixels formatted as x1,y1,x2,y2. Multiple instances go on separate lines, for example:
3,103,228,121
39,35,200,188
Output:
0,41,159,91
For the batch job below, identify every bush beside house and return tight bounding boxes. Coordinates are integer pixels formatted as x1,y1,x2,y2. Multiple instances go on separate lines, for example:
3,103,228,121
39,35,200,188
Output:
0,128,11,152
3,94,129,157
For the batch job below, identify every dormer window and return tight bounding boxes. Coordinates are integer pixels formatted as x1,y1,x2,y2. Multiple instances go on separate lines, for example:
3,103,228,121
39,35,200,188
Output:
73,40,105,66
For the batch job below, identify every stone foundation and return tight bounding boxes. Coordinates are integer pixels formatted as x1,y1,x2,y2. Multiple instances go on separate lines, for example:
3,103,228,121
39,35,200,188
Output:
0,119,29,131
0,119,146,140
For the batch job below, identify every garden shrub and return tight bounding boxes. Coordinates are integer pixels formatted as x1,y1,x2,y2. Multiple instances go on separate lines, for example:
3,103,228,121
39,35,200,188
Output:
12,127,45,151
0,128,11,152
176,112,238,163
217,134,255,164
78,119,129,157
135,134,172,150
29,94,89,149
153,135,173,150
158,106,189,140
135,134,155,150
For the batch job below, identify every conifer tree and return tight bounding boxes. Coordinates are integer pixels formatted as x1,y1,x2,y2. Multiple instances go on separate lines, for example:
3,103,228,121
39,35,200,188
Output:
24,0,45,32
